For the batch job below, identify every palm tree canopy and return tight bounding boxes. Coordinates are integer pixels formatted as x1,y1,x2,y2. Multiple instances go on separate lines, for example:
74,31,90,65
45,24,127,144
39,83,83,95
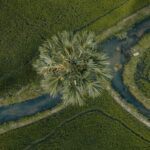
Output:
33,31,111,106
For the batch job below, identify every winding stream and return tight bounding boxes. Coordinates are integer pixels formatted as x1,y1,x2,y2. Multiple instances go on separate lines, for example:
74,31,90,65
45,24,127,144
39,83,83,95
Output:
0,17,150,124
100,17,150,118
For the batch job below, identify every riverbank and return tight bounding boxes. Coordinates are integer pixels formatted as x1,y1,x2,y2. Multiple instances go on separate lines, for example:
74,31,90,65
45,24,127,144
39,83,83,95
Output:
107,85,150,128
96,5,150,41
0,82,44,107
123,33,150,109
0,104,65,135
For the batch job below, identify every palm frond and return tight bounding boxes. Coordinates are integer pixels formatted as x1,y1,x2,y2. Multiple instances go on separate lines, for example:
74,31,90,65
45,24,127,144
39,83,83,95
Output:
33,30,112,106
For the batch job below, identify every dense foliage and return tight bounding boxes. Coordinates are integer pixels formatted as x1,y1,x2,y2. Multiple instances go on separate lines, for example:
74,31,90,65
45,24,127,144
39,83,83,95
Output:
33,31,111,105
135,49,150,97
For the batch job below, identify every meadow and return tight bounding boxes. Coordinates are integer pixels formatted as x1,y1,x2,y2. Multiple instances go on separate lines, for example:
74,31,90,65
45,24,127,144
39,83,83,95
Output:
0,0,150,150
0,0,150,97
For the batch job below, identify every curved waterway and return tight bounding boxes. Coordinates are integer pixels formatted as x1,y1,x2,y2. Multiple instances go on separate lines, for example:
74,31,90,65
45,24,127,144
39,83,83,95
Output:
0,17,150,124
100,17,150,118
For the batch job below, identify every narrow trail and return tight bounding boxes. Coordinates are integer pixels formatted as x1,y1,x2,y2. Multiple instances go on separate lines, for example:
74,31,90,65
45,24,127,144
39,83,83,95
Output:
24,108,150,150
73,0,129,33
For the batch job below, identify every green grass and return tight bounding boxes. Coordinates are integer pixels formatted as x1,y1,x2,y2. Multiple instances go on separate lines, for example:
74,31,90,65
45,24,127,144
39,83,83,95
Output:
135,49,150,98
123,33,150,108
89,0,150,32
0,0,150,96
0,91,150,150
134,34,150,97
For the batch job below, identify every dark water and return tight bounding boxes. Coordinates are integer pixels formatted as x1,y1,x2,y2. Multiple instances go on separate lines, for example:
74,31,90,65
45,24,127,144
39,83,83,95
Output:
0,17,150,124
0,95,61,124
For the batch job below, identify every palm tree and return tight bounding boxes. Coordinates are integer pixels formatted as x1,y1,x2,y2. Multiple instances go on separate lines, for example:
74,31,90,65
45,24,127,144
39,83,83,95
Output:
33,31,111,106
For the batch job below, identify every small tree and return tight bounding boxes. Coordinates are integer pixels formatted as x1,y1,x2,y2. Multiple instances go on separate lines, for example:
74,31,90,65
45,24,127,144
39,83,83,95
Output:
33,31,111,106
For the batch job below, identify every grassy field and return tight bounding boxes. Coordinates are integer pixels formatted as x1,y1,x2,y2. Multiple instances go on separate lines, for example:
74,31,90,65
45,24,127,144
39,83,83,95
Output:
123,33,150,108
1,92,150,150
135,50,150,98
0,0,150,97
1,0,150,150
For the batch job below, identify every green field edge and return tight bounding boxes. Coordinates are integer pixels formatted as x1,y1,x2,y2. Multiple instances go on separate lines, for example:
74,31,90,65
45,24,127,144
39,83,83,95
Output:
123,34,150,109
